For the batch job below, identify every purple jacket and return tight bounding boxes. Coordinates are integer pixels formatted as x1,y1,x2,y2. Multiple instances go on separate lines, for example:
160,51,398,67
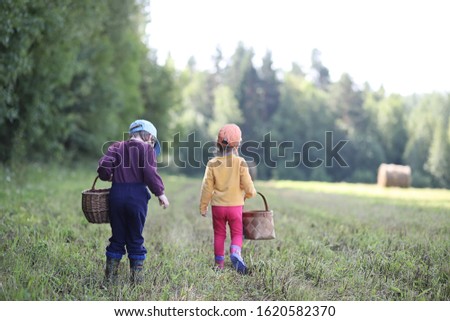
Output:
97,139,165,197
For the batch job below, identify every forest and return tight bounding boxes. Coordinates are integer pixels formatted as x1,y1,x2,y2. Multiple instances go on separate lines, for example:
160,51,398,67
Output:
1,0,450,188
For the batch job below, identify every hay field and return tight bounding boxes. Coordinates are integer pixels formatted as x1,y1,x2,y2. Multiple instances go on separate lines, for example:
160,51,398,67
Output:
0,163,449,300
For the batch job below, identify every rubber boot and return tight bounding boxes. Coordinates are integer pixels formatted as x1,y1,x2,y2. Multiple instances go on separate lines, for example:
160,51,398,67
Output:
230,245,247,274
215,255,225,271
129,259,144,284
104,257,121,284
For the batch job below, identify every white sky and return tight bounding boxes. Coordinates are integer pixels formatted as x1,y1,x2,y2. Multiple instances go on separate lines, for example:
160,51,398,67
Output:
146,0,450,96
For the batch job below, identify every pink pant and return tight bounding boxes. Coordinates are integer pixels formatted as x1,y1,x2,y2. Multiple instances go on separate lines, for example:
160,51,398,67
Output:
212,206,243,258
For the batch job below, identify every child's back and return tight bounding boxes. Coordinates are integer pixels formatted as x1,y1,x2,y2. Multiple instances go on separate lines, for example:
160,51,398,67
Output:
98,119,169,285
199,124,256,274
200,153,255,211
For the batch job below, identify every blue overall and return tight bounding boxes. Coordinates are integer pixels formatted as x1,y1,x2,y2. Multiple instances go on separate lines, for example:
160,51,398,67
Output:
105,183,151,261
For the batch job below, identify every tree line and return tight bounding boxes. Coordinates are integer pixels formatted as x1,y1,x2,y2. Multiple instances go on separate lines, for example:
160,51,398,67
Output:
169,45,450,188
1,1,449,188
1,0,174,163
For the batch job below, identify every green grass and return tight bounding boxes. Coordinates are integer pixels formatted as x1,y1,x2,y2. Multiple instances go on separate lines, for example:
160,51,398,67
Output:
0,163,449,301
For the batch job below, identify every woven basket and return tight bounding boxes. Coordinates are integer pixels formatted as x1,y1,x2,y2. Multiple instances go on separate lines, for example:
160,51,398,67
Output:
81,175,110,224
243,192,276,240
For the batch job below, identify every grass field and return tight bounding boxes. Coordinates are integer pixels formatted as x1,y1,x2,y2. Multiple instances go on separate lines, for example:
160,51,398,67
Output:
0,162,449,301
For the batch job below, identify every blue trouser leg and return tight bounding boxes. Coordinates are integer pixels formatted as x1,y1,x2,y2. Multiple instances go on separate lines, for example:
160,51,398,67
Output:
106,193,127,259
124,199,147,260
106,183,150,260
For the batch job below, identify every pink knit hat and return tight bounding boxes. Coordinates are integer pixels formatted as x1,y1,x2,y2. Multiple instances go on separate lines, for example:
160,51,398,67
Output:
217,124,242,147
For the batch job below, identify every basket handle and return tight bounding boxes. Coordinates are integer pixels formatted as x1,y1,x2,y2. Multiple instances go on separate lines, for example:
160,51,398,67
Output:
91,175,100,191
256,192,269,211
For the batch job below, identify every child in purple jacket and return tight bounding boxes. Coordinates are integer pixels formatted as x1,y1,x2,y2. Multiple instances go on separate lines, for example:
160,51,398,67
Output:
98,119,169,284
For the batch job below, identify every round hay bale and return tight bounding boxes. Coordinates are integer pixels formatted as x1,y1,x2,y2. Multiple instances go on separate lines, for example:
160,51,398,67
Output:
377,163,411,188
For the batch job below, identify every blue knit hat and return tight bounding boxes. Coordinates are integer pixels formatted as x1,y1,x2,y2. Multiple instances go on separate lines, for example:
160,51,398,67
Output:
129,119,161,156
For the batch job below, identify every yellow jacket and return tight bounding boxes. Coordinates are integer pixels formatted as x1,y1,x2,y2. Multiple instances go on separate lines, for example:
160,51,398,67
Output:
200,154,256,213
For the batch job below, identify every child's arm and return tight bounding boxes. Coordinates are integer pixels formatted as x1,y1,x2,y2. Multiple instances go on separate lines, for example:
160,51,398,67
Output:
97,142,120,181
143,145,165,198
240,159,257,199
199,163,214,215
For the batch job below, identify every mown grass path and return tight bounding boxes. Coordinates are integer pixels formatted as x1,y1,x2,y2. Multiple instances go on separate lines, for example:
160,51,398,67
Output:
1,164,449,300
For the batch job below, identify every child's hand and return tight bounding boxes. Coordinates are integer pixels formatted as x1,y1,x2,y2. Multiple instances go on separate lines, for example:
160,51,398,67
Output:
200,211,207,217
158,194,169,209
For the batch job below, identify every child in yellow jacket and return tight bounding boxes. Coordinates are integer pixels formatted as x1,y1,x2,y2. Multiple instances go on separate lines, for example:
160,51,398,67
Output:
200,124,256,273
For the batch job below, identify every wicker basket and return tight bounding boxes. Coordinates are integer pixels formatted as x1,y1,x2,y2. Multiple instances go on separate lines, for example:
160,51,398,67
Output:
243,192,276,240
81,175,110,224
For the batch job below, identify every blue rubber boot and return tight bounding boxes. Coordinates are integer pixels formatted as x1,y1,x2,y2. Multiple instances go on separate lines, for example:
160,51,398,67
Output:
215,255,225,271
230,245,247,274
